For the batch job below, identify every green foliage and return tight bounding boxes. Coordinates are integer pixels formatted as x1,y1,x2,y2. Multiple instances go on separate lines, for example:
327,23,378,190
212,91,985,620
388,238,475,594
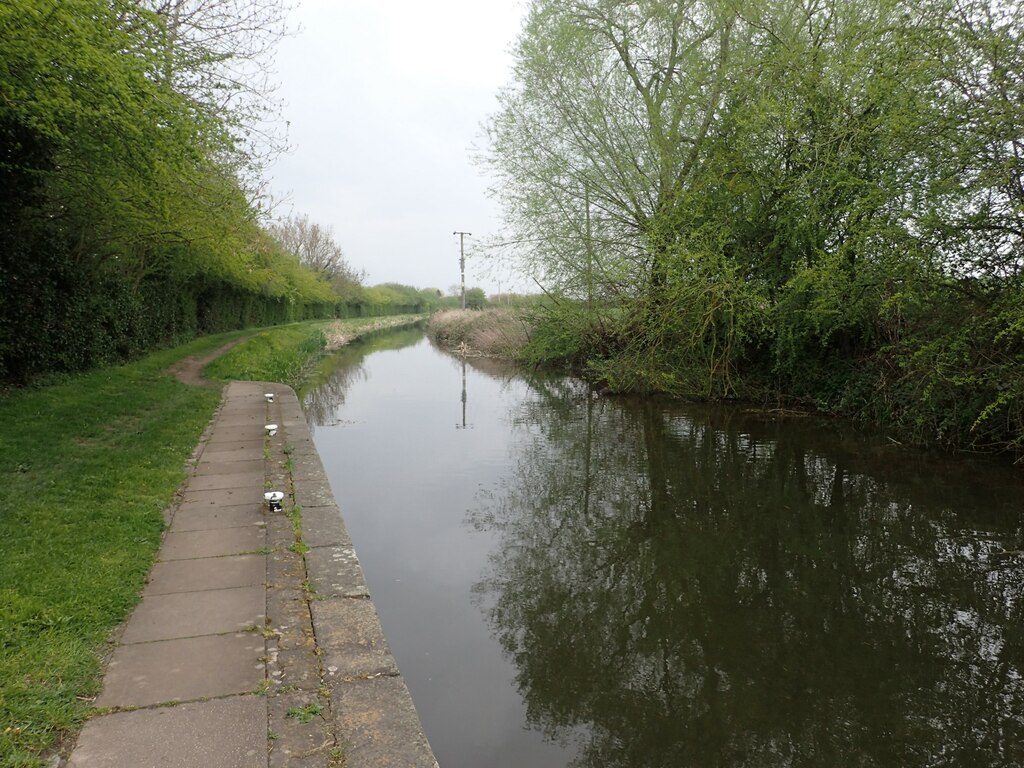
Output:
487,0,1024,456
286,702,323,724
595,244,770,398
0,0,339,386
518,300,614,369
203,323,328,387
464,287,489,310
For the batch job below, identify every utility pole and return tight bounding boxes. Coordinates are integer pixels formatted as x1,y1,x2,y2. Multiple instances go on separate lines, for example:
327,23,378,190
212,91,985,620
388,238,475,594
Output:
453,231,471,309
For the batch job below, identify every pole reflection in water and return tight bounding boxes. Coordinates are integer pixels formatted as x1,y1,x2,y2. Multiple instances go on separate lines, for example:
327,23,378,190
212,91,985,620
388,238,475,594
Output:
457,356,470,430
303,329,1024,768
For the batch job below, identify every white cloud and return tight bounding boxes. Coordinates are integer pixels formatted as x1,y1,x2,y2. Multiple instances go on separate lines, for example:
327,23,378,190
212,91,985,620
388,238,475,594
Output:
268,0,527,293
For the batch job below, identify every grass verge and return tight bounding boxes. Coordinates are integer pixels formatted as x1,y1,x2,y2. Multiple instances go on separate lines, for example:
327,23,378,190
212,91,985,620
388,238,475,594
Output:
0,333,241,767
203,321,330,387
204,316,424,386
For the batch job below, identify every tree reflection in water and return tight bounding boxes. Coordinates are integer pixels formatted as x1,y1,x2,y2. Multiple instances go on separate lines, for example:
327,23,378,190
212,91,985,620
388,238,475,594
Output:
471,380,1024,768
300,327,424,430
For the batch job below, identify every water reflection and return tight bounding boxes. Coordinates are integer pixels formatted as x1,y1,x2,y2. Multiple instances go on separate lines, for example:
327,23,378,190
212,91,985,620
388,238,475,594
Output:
472,381,1024,767
458,358,469,430
454,354,522,430
300,327,424,429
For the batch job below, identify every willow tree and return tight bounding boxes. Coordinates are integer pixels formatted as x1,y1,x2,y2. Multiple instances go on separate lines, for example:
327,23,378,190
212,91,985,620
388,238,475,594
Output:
487,0,948,397
484,0,765,393
486,0,739,298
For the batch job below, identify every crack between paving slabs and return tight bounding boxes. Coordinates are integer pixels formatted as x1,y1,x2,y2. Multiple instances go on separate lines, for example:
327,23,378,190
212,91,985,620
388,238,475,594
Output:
264,396,345,766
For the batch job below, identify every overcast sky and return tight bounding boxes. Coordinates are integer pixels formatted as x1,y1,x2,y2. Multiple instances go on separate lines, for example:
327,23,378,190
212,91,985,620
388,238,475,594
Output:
268,0,527,295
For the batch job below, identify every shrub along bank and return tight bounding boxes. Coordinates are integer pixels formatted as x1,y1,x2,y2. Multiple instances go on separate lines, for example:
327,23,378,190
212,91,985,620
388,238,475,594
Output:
483,0,1024,459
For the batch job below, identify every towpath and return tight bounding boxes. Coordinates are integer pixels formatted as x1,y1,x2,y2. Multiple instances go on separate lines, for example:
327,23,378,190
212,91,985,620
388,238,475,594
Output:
65,372,437,765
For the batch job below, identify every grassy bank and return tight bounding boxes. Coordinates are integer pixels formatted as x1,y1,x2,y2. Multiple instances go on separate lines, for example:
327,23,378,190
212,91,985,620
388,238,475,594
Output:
0,316,421,767
205,316,424,386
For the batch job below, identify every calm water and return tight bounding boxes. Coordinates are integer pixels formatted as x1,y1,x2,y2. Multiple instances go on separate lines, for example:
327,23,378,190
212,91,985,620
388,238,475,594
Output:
301,329,1024,768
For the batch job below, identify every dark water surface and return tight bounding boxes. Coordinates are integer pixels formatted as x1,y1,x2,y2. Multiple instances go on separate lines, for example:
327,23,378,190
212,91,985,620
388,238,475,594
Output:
301,329,1024,768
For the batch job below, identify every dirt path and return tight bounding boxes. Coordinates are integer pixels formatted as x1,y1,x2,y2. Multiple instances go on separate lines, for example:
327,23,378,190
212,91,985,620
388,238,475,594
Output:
163,337,250,387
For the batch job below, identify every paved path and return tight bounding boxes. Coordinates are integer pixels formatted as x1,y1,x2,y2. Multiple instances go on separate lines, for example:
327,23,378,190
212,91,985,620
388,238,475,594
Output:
66,381,438,768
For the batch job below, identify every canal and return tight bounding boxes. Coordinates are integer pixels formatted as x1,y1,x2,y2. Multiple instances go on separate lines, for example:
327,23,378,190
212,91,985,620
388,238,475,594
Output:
301,327,1024,767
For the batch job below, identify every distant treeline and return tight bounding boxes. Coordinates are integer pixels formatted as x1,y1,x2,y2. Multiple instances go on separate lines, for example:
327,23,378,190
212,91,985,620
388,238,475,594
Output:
486,0,1024,457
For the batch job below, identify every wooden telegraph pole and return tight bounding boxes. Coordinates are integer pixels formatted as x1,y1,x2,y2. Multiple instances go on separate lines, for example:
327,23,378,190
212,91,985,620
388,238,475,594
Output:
453,231,471,309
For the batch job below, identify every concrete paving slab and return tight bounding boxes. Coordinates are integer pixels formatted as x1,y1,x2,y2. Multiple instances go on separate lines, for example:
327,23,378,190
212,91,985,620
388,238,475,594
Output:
311,599,398,680
280,435,317,454
209,416,263,432
171,504,265,532
265,514,295,545
268,690,333,768
219,400,265,411
305,546,369,599
266,588,313,653
268,647,321,691
216,413,266,427
267,549,306,590
68,696,267,768
289,452,326,479
188,470,265,491
180,485,264,508
96,633,265,708
146,554,265,595
266,470,291,494
200,439,264,455
121,586,265,643
159,526,266,561
195,458,264,476
300,506,351,549
293,477,337,509
330,676,438,768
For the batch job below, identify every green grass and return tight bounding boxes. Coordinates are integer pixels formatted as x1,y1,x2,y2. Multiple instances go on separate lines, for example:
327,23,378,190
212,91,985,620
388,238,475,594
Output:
285,702,322,723
204,317,425,387
0,333,236,767
202,321,330,386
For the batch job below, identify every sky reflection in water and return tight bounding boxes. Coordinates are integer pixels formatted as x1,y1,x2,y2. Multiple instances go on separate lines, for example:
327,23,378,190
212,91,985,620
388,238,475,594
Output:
302,330,1024,768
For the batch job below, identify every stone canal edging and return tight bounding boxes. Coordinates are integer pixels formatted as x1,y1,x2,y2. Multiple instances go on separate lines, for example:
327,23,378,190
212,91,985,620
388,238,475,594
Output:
263,380,440,767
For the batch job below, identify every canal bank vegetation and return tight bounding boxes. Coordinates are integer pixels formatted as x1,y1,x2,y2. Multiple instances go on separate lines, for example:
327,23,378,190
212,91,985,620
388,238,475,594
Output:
428,309,532,358
0,1,430,389
483,0,1024,458
0,316,415,766
205,316,425,387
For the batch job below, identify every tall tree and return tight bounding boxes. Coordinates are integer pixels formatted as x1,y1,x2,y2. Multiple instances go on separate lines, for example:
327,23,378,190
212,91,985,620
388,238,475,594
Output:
269,214,363,298
137,0,291,199
485,0,740,301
